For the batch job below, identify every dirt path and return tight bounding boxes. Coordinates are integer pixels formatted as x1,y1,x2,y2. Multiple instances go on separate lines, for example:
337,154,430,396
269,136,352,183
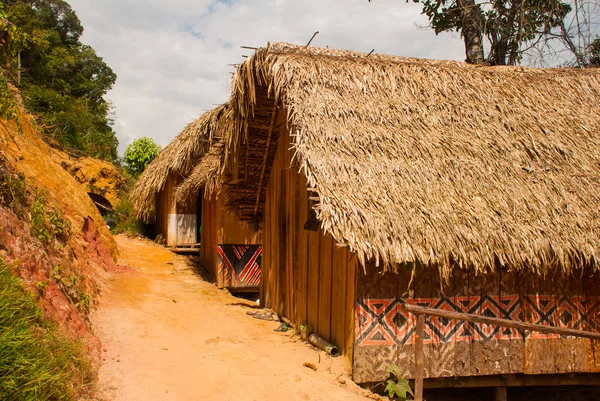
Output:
91,235,374,401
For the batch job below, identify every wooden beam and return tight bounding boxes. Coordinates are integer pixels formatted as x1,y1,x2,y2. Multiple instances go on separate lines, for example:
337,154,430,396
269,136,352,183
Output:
401,303,600,340
414,314,425,401
423,373,600,388
253,100,278,216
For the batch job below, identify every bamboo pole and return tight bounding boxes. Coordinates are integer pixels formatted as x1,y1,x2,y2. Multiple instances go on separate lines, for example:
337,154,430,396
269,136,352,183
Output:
401,303,600,340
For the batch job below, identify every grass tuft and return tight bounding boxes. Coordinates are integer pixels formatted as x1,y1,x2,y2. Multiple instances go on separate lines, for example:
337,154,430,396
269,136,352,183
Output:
0,259,95,401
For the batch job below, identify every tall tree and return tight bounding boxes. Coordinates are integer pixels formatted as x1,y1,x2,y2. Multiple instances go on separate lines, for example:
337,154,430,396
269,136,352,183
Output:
371,0,574,65
1,0,118,160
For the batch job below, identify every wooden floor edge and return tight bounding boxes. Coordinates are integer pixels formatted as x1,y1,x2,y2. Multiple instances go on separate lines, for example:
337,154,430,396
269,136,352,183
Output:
422,373,600,388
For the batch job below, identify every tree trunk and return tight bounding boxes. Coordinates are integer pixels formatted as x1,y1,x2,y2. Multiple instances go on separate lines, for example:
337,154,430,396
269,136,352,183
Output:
457,0,485,64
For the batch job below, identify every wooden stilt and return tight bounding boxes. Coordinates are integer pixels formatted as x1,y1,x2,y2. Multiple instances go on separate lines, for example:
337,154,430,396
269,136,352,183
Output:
414,314,425,401
494,386,508,401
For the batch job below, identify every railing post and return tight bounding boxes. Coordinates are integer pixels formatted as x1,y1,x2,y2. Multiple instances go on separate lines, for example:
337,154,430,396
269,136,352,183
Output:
414,313,425,401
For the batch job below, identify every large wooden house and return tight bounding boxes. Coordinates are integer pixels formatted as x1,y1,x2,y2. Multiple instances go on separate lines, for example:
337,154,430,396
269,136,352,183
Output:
176,140,262,289
217,43,600,390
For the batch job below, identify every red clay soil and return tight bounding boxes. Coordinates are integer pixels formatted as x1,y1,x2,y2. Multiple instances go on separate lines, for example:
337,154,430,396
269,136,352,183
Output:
0,108,118,363
92,235,378,401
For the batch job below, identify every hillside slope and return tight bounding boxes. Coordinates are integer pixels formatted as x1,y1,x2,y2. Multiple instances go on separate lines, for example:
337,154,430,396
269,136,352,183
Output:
0,105,118,365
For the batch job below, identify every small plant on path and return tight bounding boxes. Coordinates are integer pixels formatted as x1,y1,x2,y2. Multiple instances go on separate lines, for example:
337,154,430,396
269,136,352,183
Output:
385,363,413,400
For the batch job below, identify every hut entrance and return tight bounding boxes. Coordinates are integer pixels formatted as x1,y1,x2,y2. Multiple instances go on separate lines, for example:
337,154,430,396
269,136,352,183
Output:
88,192,113,216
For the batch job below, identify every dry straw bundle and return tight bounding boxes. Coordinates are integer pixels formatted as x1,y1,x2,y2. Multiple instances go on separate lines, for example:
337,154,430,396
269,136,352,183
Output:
175,140,224,204
130,104,230,221
225,42,600,276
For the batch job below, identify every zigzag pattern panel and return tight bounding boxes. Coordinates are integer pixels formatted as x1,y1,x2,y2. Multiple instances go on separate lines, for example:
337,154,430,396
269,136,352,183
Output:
355,295,600,347
217,244,262,288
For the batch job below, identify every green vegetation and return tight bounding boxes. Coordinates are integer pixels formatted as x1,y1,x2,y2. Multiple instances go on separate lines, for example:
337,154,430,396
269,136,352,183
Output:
0,166,26,212
51,265,90,314
408,0,571,65
123,137,161,178
371,1,599,67
588,36,600,67
0,73,19,125
29,192,71,245
108,191,144,236
0,259,95,401
385,364,413,401
0,0,118,161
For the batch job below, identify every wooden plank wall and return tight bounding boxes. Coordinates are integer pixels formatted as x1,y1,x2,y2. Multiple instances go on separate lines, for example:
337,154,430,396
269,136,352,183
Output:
155,174,198,244
261,116,357,357
200,193,219,280
352,263,600,384
200,191,262,286
154,174,177,239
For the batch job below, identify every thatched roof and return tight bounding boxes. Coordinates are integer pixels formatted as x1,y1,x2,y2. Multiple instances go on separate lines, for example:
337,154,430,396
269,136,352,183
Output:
223,42,600,275
175,140,224,204
130,104,230,221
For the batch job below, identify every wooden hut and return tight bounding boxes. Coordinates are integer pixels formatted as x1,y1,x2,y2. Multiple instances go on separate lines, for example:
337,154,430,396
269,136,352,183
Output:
176,141,262,290
130,105,228,247
220,43,600,389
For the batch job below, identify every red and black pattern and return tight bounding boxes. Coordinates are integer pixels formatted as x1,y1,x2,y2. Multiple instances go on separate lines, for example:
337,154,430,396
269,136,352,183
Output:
217,244,262,288
355,295,600,347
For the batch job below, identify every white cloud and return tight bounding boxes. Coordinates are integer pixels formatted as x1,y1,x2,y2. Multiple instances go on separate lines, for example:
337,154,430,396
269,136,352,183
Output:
68,0,464,154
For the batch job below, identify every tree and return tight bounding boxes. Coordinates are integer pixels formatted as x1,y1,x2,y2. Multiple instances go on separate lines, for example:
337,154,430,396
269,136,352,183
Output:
544,1,600,67
372,0,574,65
588,36,600,66
123,137,161,178
1,0,119,160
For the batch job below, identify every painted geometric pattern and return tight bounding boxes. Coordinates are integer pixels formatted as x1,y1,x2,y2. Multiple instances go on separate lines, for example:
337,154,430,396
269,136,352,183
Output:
217,244,262,288
355,296,600,347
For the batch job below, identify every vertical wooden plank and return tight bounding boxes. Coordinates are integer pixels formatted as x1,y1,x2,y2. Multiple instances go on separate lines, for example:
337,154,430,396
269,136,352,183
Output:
331,244,348,352
279,167,290,317
285,168,295,320
276,137,287,315
307,229,321,334
213,195,221,287
414,314,425,401
345,251,357,360
294,173,309,326
260,183,270,305
452,267,471,376
267,136,282,312
318,232,333,341
469,269,484,377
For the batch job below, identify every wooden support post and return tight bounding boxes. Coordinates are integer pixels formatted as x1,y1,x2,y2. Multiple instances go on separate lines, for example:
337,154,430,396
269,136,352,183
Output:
414,314,425,401
494,386,508,401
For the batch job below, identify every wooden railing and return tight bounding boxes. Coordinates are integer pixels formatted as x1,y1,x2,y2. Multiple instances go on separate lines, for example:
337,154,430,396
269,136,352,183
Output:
400,302,600,401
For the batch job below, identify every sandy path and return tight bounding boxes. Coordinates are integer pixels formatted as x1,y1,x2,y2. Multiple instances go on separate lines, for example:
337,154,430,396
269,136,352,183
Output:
91,235,373,401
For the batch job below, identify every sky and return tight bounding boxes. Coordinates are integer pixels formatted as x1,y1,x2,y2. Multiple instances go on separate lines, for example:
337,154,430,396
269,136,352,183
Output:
67,0,465,155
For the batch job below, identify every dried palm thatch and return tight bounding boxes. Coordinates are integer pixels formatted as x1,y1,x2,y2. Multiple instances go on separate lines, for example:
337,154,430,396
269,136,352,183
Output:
224,42,600,276
130,104,230,221
175,140,224,204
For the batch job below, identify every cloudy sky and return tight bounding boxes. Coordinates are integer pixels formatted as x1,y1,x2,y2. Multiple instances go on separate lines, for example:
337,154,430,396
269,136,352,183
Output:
67,0,465,154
